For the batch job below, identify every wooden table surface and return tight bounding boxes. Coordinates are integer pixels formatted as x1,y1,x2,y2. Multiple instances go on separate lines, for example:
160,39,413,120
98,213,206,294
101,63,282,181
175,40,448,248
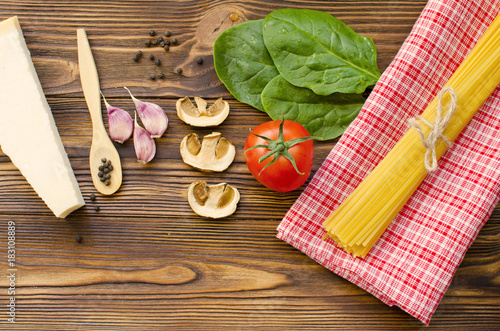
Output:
1,0,499,329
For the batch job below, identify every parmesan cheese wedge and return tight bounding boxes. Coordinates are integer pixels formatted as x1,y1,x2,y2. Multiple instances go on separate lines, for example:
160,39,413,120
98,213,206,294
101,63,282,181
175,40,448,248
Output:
0,16,84,218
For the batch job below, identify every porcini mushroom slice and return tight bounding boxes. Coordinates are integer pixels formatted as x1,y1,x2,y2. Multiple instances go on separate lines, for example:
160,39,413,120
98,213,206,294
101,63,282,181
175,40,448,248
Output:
180,132,235,172
176,96,229,127
187,182,240,218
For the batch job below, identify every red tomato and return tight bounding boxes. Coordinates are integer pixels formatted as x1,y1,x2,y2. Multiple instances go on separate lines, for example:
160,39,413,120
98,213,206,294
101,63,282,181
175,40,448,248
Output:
244,119,314,192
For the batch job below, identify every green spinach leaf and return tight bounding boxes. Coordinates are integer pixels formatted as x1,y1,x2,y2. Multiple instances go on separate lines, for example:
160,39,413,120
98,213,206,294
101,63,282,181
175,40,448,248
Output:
213,19,279,111
261,75,365,140
263,8,380,95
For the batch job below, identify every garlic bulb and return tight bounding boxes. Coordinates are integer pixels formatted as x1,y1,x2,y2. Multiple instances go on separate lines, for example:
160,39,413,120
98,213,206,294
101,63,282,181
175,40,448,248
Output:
124,87,168,138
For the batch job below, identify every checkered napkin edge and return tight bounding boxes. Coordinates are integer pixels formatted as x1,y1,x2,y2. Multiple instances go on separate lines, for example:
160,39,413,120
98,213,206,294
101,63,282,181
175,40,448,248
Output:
277,0,500,325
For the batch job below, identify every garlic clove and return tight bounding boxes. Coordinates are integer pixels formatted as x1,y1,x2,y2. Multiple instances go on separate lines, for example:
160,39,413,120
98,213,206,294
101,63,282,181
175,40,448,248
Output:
124,87,168,138
101,92,134,143
133,113,156,164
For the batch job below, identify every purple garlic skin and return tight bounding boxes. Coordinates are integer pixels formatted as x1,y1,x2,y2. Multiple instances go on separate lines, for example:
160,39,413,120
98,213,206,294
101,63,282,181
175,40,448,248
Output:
133,113,156,164
124,87,168,138
101,92,133,143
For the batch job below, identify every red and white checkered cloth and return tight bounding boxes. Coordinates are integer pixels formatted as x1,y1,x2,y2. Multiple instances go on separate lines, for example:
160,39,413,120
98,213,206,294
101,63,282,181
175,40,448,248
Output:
277,0,500,325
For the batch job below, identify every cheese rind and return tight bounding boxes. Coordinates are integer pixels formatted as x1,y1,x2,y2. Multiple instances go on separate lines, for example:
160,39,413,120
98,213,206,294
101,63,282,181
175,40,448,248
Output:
0,16,84,218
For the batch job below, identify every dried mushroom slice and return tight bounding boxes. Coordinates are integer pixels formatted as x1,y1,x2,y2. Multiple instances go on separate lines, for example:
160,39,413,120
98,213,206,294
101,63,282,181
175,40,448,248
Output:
180,132,235,172
176,96,229,127
187,182,240,218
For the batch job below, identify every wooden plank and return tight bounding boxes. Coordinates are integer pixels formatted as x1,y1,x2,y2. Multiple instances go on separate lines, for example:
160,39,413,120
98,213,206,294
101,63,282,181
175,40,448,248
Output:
2,0,425,97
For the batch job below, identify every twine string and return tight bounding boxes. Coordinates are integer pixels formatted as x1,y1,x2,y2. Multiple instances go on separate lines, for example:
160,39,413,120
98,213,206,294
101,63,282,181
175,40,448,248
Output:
408,87,457,172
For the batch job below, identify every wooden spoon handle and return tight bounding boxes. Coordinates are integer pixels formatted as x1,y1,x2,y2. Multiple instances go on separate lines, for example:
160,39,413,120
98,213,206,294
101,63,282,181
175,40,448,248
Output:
77,28,105,135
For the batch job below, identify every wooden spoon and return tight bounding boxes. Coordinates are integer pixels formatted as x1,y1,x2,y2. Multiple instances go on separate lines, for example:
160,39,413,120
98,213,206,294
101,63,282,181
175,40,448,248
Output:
77,28,122,195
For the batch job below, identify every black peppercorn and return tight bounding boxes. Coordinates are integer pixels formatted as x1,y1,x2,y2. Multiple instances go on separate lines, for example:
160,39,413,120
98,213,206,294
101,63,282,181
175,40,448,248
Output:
158,72,165,79
151,39,158,46
150,74,156,80
98,165,104,171
157,36,164,43
160,41,165,47
100,177,106,182
171,38,178,45
133,55,139,62
103,168,109,174
165,30,171,37
75,235,83,243
164,39,171,46
149,54,155,61
90,193,96,201
105,180,111,186
149,30,156,36
98,171,104,178
105,174,111,180
197,57,203,65
136,50,143,56
101,158,107,163
176,67,183,74
106,160,112,166
145,40,152,47
164,45,169,52
108,165,114,171
155,59,161,66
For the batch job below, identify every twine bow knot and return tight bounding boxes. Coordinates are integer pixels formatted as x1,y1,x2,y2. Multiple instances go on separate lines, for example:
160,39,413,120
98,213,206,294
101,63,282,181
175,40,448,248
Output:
408,87,457,172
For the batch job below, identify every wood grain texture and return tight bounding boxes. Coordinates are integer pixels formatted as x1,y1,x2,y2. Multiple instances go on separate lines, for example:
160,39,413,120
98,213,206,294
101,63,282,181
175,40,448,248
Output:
0,0,499,330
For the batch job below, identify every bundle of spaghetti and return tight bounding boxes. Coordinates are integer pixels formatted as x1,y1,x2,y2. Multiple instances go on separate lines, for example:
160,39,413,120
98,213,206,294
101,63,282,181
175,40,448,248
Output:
323,12,500,258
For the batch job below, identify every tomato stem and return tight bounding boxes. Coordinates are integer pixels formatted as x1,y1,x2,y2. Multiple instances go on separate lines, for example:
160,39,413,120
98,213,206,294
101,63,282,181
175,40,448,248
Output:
245,118,316,176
